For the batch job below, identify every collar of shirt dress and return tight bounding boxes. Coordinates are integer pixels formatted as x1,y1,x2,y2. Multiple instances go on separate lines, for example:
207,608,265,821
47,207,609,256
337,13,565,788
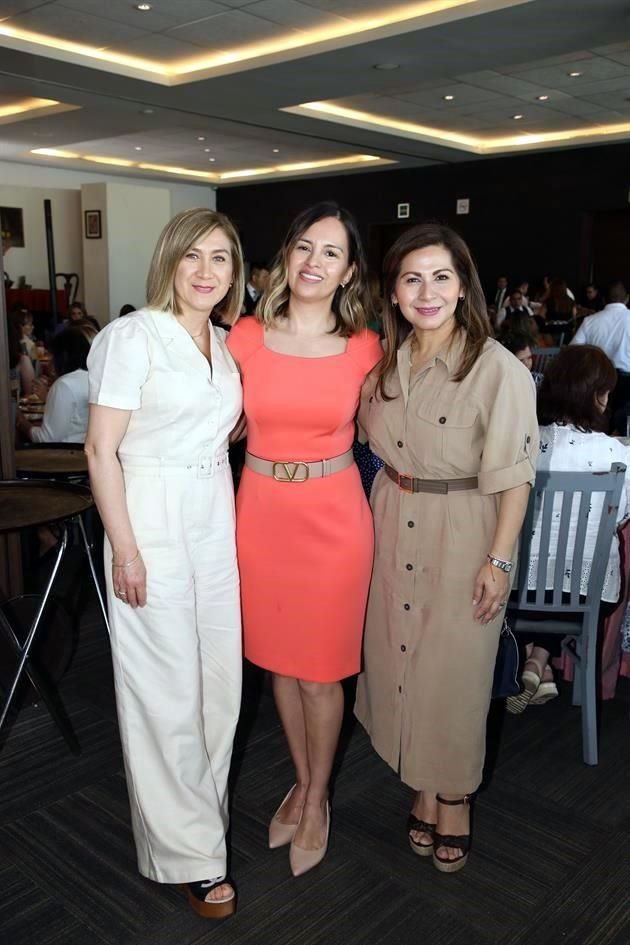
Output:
396,329,466,405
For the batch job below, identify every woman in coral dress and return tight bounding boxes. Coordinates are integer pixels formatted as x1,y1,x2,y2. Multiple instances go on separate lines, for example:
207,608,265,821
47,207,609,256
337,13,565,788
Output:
228,202,381,876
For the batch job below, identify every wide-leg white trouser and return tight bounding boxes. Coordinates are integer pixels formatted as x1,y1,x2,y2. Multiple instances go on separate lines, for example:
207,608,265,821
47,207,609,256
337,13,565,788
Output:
104,455,242,884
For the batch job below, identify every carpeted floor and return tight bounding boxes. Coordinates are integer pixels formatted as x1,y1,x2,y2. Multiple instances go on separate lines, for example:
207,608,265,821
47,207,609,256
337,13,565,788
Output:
1,549,629,945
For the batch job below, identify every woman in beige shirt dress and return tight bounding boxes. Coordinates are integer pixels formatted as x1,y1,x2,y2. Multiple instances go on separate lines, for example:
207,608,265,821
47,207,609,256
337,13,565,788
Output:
85,209,244,918
355,223,538,873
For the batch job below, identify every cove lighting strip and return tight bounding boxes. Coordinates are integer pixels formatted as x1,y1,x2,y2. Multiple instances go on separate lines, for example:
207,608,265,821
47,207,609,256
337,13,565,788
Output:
30,149,394,183
0,97,79,125
283,101,630,155
0,1,532,84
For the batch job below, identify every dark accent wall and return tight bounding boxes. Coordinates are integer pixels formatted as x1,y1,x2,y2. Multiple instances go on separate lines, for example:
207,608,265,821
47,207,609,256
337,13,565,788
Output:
217,143,630,296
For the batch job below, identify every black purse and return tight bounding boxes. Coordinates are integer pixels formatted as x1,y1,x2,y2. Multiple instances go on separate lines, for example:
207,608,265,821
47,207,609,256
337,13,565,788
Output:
492,618,520,699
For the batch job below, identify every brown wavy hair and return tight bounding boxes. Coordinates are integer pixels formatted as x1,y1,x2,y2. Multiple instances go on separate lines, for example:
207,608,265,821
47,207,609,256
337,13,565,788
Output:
258,201,371,337
146,208,244,324
537,345,616,433
377,223,490,398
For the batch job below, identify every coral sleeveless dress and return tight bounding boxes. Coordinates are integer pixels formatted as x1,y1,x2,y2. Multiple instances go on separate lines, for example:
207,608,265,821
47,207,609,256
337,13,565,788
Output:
228,318,382,682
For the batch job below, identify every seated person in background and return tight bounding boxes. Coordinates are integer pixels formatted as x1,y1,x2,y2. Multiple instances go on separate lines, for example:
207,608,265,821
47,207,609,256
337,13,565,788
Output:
118,303,136,317
8,314,35,417
17,329,90,444
242,261,269,315
571,282,630,418
64,301,101,333
495,288,534,330
10,305,37,361
538,277,577,342
507,345,630,713
579,283,605,316
517,280,531,307
497,325,543,385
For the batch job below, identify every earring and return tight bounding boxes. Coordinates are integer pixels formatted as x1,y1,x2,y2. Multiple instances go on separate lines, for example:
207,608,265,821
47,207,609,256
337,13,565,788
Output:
458,296,464,301
340,282,346,288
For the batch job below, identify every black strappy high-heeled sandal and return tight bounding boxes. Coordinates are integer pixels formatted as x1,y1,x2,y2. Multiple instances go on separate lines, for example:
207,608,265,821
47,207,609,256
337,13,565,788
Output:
180,878,236,919
407,814,437,857
432,795,472,873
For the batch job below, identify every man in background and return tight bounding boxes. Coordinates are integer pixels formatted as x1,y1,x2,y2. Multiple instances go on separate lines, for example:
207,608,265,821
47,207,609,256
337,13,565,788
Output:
243,262,269,315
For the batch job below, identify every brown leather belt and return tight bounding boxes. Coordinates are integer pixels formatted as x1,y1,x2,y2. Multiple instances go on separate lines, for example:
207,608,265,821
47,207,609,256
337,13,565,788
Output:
384,464,478,494
246,449,354,482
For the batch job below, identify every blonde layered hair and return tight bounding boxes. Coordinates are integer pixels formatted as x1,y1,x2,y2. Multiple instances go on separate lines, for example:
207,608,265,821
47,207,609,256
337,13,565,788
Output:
377,223,491,398
258,201,372,337
146,208,244,323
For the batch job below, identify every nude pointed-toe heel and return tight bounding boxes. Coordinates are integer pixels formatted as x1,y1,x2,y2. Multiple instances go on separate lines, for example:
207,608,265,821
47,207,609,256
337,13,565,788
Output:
289,802,330,877
268,785,301,849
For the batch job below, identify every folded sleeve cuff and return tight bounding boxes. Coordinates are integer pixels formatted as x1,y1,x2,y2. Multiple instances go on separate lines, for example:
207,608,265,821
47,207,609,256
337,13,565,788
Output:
478,455,535,495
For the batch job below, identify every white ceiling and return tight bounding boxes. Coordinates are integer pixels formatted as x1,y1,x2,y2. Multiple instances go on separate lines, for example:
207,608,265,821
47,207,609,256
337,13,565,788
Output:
0,0,629,187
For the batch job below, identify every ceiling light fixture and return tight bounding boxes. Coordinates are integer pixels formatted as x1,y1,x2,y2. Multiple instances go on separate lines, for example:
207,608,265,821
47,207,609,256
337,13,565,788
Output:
272,148,280,153
209,158,216,162
197,136,206,141
443,94,455,101
203,147,211,152
141,108,154,114
134,146,143,151
512,114,523,119
568,71,582,77
537,95,549,101
135,3,152,10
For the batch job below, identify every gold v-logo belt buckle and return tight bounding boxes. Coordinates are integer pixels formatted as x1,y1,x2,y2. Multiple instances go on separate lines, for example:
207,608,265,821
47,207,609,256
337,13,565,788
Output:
272,461,310,482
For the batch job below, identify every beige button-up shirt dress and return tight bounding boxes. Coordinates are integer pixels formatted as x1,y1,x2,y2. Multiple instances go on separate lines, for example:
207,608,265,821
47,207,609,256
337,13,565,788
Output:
355,331,538,794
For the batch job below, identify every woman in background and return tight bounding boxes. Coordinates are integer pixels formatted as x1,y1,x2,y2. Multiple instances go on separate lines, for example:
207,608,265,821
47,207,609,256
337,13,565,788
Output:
508,344,630,712
17,329,90,443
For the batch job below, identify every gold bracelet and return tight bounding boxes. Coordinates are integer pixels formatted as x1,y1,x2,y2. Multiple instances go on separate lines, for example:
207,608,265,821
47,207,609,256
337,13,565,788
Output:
112,550,140,569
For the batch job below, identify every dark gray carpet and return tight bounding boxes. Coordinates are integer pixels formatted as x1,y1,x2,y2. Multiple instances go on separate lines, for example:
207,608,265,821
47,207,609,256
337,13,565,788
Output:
1,552,629,945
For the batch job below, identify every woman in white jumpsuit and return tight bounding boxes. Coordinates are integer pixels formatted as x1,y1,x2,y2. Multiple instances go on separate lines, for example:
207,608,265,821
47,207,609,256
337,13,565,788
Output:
85,209,244,919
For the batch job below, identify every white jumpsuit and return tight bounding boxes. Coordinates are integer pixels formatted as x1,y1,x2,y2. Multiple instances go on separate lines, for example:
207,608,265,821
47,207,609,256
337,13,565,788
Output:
87,309,242,884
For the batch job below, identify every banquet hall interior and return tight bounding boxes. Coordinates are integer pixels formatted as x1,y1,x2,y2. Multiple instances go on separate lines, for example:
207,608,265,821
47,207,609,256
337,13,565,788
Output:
1,1,630,943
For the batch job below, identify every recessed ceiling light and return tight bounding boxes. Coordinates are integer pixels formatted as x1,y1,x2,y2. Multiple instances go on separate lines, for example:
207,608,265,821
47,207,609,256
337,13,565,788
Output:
197,135,206,141
135,3,152,10
512,114,523,120
537,94,549,101
373,63,400,71
272,148,280,153
134,146,142,151
568,71,582,77
203,147,211,152
209,158,216,163
140,108,154,115
443,94,455,101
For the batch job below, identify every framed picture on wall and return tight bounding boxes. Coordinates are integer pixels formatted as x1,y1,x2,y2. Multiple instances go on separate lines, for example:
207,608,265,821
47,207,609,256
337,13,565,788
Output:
0,206,25,248
84,209,102,239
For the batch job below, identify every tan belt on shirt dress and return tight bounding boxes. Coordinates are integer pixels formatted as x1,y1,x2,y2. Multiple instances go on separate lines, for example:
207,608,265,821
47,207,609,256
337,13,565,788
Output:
245,449,354,482
384,464,478,494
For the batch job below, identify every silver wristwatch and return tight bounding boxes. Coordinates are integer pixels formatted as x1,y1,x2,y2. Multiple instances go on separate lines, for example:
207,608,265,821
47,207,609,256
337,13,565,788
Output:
487,555,513,573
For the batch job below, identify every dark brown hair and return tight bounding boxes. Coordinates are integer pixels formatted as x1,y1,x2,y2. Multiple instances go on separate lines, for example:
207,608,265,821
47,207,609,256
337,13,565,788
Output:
537,345,616,433
377,223,490,398
259,201,371,337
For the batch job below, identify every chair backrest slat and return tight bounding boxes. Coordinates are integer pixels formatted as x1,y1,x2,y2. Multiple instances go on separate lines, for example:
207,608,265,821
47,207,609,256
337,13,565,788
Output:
570,490,592,604
553,489,574,605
